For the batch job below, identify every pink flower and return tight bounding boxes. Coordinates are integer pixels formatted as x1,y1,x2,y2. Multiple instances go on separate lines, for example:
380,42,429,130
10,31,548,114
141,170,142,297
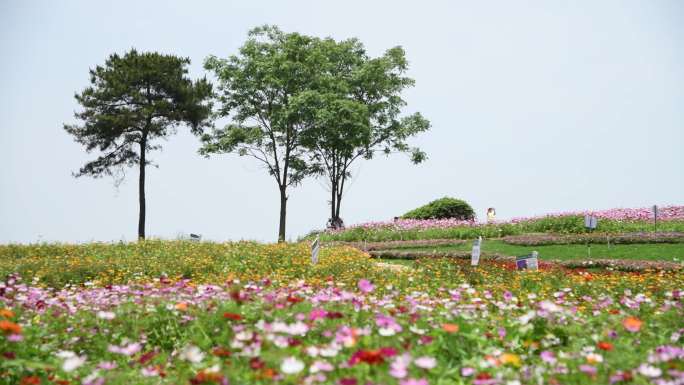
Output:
390,354,411,378
108,342,141,356
400,378,428,385
461,367,475,377
97,361,117,370
358,279,374,293
540,350,556,364
309,308,328,321
580,365,597,376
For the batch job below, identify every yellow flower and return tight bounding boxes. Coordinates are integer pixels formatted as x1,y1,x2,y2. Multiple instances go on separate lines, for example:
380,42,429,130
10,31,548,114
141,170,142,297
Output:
500,353,521,367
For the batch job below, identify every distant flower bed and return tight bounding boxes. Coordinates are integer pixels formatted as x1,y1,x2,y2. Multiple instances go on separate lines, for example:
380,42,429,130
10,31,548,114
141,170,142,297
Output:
508,205,684,224
336,206,684,233
503,232,684,246
325,239,465,251
319,206,684,242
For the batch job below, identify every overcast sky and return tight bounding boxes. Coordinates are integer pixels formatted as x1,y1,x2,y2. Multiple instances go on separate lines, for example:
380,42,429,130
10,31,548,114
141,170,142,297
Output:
1,0,682,244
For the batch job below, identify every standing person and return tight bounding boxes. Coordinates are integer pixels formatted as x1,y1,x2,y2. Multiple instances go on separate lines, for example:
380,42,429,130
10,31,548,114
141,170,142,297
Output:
486,208,497,223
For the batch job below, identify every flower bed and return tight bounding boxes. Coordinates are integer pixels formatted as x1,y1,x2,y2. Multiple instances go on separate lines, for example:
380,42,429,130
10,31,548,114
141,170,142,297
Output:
317,206,684,242
325,239,466,251
503,232,684,246
0,258,683,384
368,250,683,272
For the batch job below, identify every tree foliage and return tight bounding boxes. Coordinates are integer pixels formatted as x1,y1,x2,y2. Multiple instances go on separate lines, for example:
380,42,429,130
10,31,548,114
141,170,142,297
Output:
64,49,213,239
201,25,330,241
300,39,430,228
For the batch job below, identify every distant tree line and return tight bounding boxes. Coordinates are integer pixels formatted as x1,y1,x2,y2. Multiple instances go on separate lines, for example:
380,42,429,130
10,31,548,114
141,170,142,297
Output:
64,25,430,242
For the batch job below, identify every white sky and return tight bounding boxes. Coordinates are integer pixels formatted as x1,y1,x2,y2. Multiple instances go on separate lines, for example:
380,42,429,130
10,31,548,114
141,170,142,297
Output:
1,0,682,243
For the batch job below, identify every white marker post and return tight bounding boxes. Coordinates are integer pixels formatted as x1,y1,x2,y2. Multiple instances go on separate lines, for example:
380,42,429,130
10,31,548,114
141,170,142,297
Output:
311,235,320,265
584,215,598,258
471,236,482,266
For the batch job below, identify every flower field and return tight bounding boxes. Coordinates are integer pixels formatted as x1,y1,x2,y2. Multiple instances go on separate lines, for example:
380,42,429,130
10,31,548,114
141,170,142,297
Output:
318,206,684,242
1,242,683,384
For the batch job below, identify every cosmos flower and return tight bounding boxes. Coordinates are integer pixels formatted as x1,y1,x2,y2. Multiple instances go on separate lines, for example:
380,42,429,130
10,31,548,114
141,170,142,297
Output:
281,356,305,374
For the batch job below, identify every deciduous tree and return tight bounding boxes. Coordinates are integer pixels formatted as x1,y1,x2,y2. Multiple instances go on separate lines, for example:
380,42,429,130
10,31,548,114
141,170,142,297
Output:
201,26,326,241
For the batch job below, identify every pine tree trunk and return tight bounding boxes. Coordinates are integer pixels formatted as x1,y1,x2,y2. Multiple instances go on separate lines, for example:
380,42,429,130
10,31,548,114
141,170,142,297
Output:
278,186,287,242
138,138,146,240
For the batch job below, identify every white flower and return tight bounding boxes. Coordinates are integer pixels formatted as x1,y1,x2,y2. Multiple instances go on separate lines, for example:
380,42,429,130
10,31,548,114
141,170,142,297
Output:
379,327,396,336
62,355,87,372
235,330,253,341
409,325,426,335
638,364,662,378
56,350,76,359
281,356,305,374
586,353,603,364
414,356,437,369
518,311,536,325
97,311,115,320
306,346,320,357
83,370,100,384
287,321,309,336
179,345,205,364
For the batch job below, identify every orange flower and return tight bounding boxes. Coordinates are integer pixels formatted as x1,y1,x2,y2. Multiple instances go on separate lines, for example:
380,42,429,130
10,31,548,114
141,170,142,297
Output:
597,341,613,351
0,308,15,318
0,320,22,335
442,323,459,333
257,368,277,380
622,317,643,333
175,302,188,311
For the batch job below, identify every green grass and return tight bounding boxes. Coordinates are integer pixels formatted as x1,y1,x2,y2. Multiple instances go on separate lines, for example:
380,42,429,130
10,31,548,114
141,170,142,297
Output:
378,240,684,261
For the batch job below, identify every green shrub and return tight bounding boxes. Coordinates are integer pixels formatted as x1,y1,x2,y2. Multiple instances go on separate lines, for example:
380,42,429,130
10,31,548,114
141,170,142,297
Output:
402,197,475,220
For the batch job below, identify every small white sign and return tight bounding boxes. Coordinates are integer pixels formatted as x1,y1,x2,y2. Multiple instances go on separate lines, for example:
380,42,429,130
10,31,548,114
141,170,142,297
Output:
584,215,597,230
311,235,320,264
471,236,482,266
516,251,539,271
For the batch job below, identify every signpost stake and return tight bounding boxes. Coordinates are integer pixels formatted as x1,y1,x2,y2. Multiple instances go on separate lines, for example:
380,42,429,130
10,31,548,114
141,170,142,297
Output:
584,215,597,259
311,235,320,265
471,236,482,266
653,205,658,236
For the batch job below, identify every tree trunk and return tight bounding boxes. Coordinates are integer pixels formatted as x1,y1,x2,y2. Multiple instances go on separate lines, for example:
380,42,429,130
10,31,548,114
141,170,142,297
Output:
278,186,287,242
138,136,147,240
330,180,337,222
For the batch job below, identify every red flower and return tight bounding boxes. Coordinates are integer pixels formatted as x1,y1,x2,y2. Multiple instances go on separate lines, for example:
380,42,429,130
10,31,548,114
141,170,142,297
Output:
20,377,41,385
348,347,397,366
339,379,358,385
189,371,227,385
249,357,265,370
212,347,231,357
597,341,613,351
286,295,304,304
222,312,242,321
139,350,157,365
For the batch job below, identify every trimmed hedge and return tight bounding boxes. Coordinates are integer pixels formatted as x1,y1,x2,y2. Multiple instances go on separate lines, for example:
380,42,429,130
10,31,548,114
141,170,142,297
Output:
402,197,475,220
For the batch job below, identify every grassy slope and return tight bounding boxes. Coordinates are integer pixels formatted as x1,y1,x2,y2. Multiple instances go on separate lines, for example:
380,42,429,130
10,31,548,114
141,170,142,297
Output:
378,239,684,262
